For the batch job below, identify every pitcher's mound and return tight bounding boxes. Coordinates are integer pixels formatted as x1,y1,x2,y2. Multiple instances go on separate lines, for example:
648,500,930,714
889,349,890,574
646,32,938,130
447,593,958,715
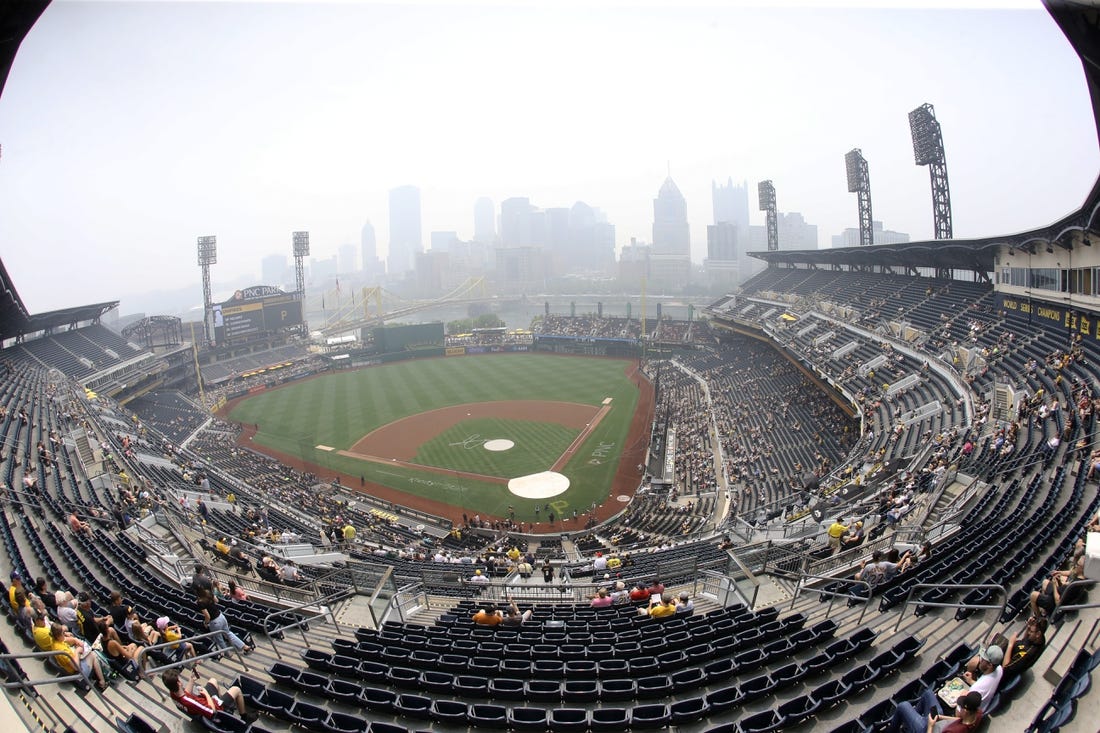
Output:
508,471,570,499
484,439,515,452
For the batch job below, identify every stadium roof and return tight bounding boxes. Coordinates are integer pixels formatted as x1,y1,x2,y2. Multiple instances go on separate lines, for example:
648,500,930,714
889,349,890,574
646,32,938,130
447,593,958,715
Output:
750,0,1100,275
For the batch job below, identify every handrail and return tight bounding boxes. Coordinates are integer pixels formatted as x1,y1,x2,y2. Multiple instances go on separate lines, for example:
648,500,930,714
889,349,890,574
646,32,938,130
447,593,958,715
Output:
0,648,91,692
136,630,247,679
790,573,873,626
698,568,755,610
261,589,349,659
893,582,1007,636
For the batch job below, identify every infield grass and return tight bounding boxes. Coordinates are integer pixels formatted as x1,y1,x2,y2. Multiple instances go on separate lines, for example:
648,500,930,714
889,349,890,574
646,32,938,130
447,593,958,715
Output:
227,353,639,520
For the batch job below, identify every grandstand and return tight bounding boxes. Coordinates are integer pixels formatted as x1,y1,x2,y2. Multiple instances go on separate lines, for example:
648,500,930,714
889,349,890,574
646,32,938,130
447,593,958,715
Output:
1,1,1100,733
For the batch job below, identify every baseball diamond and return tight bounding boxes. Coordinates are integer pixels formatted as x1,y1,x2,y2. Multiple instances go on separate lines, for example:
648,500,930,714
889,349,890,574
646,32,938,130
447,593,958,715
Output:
223,353,654,525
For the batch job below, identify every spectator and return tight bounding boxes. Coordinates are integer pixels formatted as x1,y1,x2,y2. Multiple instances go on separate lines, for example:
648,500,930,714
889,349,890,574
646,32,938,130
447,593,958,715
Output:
541,560,554,583
41,620,109,691
1030,556,1088,618
156,616,196,662
227,580,249,601
196,587,252,654
609,580,630,605
590,588,613,608
967,616,1047,681
675,591,694,615
641,593,676,618
468,569,490,585
501,597,532,626
68,511,91,535
471,603,502,626
841,521,865,549
162,668,256,722
885,689,983,733
76,592,120,645
827,517,848,553
962,645,1004,707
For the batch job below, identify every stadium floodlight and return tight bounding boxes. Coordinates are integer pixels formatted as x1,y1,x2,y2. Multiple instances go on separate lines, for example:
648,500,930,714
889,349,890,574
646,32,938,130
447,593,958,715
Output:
845,149,873,246
758,180,778,252
197,235,217,265
292,231,310,258
908,102,953,241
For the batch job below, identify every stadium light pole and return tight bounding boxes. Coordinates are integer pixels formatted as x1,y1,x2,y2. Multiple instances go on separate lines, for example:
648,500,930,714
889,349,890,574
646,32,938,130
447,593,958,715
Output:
909,103,954,249
293,231,310,337
845,149,873,246
197,236,217,346
758,181,778,251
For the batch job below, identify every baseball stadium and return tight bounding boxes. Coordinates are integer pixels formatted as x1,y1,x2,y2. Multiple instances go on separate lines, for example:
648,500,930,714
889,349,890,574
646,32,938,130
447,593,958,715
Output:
0,2,1098,733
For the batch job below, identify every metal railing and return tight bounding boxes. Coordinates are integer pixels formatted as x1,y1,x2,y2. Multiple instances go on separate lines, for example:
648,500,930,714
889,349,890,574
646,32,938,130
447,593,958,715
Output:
261,590,348,659
698,568,757,610
789,573,873,626
135,629,248,679
0,648,90,692
893,582,1007,636
1048,578,1100,624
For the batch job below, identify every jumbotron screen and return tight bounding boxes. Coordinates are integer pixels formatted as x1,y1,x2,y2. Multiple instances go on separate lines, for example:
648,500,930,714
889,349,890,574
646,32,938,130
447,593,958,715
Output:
211,285,302,345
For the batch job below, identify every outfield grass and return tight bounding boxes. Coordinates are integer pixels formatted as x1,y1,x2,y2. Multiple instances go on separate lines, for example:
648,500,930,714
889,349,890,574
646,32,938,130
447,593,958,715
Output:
228,353,639,520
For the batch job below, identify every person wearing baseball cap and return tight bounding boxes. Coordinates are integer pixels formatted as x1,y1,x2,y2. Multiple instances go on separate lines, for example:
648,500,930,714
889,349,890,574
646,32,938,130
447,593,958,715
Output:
157,616,196,662
886,689,984,733
962,644,1003,707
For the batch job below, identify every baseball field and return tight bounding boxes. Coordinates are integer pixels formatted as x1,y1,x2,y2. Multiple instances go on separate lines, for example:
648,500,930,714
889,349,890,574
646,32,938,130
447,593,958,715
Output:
225,353,652,524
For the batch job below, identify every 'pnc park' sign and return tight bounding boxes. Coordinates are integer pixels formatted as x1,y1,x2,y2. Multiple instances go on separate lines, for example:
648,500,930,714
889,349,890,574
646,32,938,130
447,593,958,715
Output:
221,285,286,305
996,293,1100,340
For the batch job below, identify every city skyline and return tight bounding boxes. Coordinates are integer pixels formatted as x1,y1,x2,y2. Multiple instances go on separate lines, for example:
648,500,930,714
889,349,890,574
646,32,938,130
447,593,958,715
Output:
0,1,1094,313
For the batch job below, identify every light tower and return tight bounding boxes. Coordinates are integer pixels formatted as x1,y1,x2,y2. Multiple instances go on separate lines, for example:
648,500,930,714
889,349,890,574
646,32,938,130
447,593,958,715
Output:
758,180,778,251
909,103,953,241
197,236,217,346
845,149,873,246
292,231,310,336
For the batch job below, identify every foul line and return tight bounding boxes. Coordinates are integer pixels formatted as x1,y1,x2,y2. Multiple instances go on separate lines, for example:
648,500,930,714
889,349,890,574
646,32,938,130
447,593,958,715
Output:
550,399,612,473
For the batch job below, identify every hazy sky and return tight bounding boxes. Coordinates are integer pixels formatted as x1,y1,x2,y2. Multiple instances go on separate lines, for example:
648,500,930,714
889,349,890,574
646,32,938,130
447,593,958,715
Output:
0,0,1095,313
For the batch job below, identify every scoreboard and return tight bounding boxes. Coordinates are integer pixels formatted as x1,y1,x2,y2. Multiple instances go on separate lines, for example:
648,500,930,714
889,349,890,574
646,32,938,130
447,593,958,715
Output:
212,286,302,345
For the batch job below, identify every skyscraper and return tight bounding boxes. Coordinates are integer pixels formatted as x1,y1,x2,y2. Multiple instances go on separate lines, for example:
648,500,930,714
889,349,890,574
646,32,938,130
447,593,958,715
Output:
361,220,377,265
712,178,750,230
652,177,690,255
474,197,496,243
388,185,422,277
650,176,691,290
261,254,287,288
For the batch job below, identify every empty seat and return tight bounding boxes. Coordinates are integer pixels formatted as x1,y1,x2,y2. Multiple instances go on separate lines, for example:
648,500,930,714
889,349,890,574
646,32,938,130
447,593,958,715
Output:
359,687,397,713
739,674,777,704
430,699,469,725
636,674,673,698
454,675,489,696
670,696,711,725
630,703,671,729
562,679,599,702
508,706,549,731
394,693,432,720
488,677,525,700
737,710,786,733
706,684,746,714
564,659,598,679
468,703,508,729
671,666,706,693
418,670,453,694
524,679,561,702
287,701,328,729
589,707,630,732
549,707,589,733
324,711,369,733
599,678,637,701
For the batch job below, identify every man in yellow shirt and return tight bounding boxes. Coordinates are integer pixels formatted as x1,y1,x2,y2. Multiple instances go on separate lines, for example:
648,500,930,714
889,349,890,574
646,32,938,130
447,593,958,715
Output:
827,517,849,554
642,593,677,619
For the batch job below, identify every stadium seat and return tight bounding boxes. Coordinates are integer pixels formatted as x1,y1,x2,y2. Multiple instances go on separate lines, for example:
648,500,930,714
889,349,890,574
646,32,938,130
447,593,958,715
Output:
507,706,548,731
630,703,671,729
548,707,589,733
590,707,630,731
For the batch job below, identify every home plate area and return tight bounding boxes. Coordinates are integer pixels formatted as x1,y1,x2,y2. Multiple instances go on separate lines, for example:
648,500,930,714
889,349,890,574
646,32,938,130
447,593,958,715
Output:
508,471,570,499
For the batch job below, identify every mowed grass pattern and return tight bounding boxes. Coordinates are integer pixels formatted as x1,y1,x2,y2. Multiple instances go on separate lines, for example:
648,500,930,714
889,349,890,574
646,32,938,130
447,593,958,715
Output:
414,418,578,478
227,354,639,520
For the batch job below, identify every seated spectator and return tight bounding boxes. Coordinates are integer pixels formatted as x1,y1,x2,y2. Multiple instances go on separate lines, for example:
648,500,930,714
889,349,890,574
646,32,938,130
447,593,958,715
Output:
609,580,630,604
469,569,490,584
645,579,666,597
472,603,502,626
12,590,33,637
214,537,230,556
640,593,676,618
279,561,301,582
40,620,109,690
841,521,865,549
8,570,27,614
68,512,91,535
675,591,694,615
75,592,120,644
855,549,912,587
962,644,1003,707
163,667,256,722
628,582,650,602
156,616,196,662
590,588,613,608
886,689,983,733
967,616,1047,681
1031,557,1088,618
227,580,249,601
500,597,532,626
